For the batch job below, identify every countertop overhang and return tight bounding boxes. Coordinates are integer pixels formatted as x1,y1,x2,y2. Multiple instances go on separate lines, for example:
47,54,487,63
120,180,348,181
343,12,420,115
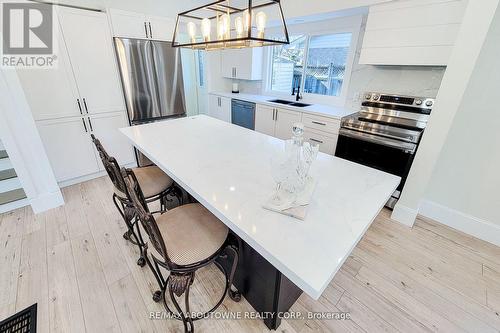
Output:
120,115,400,300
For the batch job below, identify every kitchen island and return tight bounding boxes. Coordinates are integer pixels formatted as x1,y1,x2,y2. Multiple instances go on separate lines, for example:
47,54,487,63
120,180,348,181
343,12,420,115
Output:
120,115,400,329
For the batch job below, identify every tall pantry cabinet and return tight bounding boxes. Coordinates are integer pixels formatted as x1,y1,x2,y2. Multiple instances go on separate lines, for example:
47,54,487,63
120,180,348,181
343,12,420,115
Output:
17,6,134,184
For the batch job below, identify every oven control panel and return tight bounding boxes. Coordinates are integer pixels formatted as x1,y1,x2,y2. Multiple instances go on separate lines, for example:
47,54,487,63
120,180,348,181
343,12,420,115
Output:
363,92,435,109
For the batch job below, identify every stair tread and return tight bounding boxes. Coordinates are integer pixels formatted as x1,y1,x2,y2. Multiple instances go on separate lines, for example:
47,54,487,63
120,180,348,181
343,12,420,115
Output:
0,188,26,206
0,150,7,159
0,169,17,181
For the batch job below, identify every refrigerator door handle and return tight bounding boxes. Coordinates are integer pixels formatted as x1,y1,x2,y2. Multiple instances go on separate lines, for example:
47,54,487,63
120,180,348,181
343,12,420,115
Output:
148,22,153,39
144,22,149,38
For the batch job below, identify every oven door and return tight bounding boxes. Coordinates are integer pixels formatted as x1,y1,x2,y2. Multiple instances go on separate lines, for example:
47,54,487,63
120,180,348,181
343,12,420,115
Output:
335,128,416,193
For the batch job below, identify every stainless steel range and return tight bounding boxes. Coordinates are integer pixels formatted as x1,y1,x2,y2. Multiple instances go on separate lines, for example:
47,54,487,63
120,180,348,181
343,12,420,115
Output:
335,92,435,208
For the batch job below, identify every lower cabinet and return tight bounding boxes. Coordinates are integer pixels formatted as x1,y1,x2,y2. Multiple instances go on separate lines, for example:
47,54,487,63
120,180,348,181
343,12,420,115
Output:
37,111,134,183
37,116,100,182
208,94,231,122
303,127,339,155
255,105,302,140
255,104,340,155
89,112,136,169
274,108,302,140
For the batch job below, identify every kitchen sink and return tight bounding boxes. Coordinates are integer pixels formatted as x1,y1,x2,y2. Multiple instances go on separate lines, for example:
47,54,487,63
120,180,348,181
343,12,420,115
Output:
268,99,294,105
268,99,311,107
289,102,311,107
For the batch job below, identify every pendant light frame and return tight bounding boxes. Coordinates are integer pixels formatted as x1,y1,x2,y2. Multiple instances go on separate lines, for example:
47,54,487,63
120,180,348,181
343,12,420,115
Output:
172,0,290,50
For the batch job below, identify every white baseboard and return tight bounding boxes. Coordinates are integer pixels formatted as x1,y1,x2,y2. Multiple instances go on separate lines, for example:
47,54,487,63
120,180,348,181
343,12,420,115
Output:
29,190,64,214
420,200,500,247
0,197,30,214
391,203,418,227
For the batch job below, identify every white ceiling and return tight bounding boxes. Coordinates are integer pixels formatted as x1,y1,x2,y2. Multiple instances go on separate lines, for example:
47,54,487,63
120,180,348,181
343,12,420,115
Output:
45,0,392,19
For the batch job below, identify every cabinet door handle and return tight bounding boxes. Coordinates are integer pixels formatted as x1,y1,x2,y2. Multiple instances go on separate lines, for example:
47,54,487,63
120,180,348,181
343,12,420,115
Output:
144,22,149,38
81,118,88,132
87,117,93,132
83,98,89,114
310,138,323,144
77,98,83,115
148,22,153,39
312,121,326,126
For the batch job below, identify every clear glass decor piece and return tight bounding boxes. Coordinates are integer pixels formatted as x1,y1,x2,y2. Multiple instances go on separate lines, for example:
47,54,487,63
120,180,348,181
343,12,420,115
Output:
268,122,319,210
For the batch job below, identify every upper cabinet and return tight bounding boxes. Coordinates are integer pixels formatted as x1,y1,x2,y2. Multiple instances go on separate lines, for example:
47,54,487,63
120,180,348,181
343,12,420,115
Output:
221,48,263,80
359,0,466,66
58,7,125,115
109,9,176,41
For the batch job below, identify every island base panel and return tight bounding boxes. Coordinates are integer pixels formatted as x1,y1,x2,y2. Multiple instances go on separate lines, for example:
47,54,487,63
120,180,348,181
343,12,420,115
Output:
217,232,303,330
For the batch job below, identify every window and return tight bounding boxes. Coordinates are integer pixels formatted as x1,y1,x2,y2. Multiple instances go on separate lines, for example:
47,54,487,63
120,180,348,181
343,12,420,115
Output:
267,32,354,101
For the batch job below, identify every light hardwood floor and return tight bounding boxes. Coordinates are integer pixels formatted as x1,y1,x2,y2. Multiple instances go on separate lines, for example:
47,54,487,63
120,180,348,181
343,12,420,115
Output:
1,176,500,332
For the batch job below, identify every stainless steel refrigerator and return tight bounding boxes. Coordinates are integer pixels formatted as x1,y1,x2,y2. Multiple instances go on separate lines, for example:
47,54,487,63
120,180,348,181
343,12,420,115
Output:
114,38,186,166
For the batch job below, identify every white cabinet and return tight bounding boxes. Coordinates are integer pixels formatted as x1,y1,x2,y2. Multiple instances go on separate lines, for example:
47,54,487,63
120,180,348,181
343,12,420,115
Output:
255,105,301,140
209,94,231,122
359,0,466,65
221,48,263,80
89,112,135,168
148,15,176,41
255,104,340,155
19,7,134,184
58,7,125,115
274,109,302,140
255,105,275,136
109,9,175,41
303,128,338,155
37,112,133,183
37,117,100,182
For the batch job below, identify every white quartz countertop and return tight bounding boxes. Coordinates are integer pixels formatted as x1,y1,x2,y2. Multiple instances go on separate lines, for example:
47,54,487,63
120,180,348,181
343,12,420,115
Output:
211,91,355,120
120,115,400,300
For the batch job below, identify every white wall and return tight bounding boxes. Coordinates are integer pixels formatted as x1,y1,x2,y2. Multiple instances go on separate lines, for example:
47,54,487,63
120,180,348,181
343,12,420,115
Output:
420,3,500,242
392,0,500,231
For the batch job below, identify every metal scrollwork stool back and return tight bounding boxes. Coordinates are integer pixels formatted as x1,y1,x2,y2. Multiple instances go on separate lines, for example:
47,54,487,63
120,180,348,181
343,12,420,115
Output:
122,168,241,333
91,134,182,267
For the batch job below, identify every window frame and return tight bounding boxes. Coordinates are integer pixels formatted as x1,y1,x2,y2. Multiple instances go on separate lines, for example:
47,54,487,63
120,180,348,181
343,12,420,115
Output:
263,15,362,107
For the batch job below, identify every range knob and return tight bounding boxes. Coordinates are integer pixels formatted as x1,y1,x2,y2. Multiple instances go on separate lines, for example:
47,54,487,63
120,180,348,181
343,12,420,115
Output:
365,93,372,100
373,94,380,101
425,100,434,107
415,99,423,106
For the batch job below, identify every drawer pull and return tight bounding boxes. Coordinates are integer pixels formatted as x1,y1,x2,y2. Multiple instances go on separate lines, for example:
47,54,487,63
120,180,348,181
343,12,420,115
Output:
310,138,323,144
311,121,326,126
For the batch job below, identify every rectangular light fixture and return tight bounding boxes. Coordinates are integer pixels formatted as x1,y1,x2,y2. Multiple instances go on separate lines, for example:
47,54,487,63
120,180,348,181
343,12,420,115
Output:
172,0,290,50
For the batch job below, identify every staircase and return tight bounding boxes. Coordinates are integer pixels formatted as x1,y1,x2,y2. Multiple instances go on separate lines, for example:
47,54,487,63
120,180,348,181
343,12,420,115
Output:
0,140,28,213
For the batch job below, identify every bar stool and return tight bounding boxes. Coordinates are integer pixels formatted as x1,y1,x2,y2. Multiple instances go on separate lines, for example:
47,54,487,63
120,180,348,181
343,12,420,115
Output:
122,168,241,333
91,134,182,267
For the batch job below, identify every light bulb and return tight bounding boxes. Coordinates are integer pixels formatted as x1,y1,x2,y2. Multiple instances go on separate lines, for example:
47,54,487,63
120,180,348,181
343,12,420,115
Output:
201,18,211,42
243,9,251,32
235,16,244,37
222,14,230,39
218,14,230,39
256,12,267,31
187,22,196,43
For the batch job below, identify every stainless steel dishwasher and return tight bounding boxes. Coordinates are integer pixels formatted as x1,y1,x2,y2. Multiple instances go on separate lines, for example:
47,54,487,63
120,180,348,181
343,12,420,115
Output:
231,99,255,130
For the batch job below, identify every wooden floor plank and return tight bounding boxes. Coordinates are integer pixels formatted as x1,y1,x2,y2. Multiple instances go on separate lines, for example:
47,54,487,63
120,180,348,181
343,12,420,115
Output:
108,274,156,333
16,228,50,333
0,208,24,318
47,241,86,333
71,233,121,333
2,176,500,333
